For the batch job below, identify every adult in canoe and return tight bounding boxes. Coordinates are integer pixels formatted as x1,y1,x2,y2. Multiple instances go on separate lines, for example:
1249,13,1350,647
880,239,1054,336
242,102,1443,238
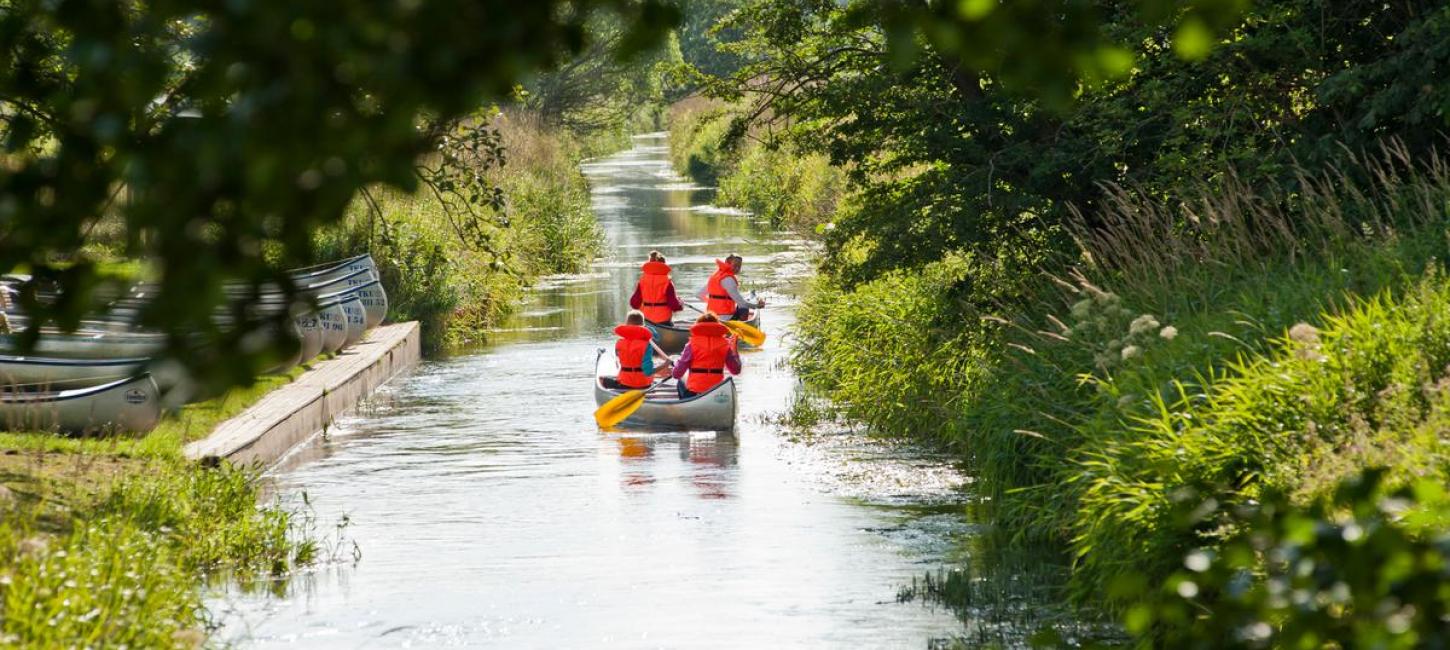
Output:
629,251,682,326
671,312,741,399
698,254,765,321
607,311,673,390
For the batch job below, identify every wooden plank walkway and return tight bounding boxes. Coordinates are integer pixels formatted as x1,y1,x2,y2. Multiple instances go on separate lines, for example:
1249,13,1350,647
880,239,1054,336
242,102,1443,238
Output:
184,321,421,467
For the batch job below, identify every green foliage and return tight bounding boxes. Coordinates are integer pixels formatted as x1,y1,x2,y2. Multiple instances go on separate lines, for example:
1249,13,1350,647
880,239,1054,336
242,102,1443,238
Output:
315,111,600,350
791,146,1450,641
0,0,677,389
525,15,683,138
717,141,844,233
667,103,737,185
1120,470,1450,649
702,0,1450,288
0,461,309,647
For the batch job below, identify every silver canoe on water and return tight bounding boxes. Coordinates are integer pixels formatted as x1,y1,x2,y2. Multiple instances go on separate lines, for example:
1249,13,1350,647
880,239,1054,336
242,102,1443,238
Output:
592,351,736,431
0,373,161,433
649,311,761,355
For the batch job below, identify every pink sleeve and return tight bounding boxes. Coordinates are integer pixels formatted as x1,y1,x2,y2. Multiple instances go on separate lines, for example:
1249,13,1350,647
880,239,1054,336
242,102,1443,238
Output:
672,345,693,379
725,348,742,374
628,285,642,309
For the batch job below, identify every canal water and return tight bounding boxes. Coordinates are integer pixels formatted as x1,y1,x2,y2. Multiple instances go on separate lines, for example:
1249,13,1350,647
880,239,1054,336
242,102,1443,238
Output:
215,133,972,647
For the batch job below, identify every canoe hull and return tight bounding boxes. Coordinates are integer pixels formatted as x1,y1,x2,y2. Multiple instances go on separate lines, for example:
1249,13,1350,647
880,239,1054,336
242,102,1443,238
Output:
0,356,148,390
593,352,736,431
648,312,761,355
0,374,161,434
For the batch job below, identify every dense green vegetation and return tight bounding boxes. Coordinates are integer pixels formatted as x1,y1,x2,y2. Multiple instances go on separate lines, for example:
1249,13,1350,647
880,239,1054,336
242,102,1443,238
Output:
0,369,317,647
315,111,604,350
675,0,1450,643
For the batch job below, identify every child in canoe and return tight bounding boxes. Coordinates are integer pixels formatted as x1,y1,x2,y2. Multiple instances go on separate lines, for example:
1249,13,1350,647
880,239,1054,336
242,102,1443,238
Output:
629,251,683,326
611,310,674,390
670,311,741,399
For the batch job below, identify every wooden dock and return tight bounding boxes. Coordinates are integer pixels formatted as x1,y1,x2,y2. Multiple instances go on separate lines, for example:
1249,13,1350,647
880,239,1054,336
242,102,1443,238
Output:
184,321,421,467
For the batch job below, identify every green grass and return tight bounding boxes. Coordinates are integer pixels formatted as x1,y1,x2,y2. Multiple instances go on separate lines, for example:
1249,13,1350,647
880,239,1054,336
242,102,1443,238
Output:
0,364,316,647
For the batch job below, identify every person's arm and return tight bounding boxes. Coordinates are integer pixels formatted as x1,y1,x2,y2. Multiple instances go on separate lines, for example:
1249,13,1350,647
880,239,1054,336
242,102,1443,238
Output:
628,285,643,309
721,276,761,309
725,347,742,374
671,345,693,379
665,284,683,312
696,284,708,302
649,340,673,366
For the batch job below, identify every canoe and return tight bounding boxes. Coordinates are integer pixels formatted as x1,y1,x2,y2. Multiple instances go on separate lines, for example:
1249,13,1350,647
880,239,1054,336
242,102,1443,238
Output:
0,373,161,433
316,300,349,353
0,355,149,389
313,279,387,329
338,295,366,348
592,351,736,431
294,312,324,361
647,311,761,355
0,330,167,359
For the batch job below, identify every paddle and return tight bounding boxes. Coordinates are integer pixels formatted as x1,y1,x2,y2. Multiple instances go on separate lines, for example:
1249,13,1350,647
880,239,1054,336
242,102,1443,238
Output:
595,376,667,429
683,303,766,347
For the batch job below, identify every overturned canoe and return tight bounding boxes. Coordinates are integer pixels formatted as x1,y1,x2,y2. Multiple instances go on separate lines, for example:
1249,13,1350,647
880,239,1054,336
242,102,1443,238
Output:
0,330,167,359
0,373,161,433
648,311,761,355
592,352,736,431
0,355,149,389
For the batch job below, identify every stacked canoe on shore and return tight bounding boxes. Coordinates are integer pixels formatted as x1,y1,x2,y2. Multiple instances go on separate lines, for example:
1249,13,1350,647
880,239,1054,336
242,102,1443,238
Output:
0,254,388,434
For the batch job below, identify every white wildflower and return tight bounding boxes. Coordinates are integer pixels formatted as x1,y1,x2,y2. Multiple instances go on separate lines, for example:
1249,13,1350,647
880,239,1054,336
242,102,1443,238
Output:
1288,322,1320,345
1159,325,1178,340
1129,314,1161,336
1121,345,1142,361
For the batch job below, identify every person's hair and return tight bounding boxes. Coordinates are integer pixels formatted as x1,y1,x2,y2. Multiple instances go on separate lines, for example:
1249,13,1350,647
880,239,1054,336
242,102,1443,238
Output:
696,311,720,324
625,310,645,326
725,254,742,265
648,250,665,263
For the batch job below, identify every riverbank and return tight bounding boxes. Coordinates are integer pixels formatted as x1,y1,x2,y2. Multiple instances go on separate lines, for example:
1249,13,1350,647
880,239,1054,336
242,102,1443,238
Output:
672,96,1450,640
314,110,606,353
0,367,314,646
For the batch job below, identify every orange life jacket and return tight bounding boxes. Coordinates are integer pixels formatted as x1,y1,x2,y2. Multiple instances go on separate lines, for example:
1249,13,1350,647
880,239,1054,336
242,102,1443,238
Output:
705,259,738,317
637,261,675,324
614,324,653,389
685,321,732,393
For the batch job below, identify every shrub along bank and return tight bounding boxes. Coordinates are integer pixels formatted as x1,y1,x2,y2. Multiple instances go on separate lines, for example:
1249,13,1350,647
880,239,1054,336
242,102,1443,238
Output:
668,99,843,235
316,110,603,352
805,150,1450,630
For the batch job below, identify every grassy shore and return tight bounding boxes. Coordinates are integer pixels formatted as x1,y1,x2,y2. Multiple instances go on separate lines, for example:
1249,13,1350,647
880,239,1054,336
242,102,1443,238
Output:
0,365,315,647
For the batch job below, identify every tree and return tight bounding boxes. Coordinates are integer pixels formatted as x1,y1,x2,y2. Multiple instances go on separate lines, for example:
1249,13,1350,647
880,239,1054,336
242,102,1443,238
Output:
0,0,677,389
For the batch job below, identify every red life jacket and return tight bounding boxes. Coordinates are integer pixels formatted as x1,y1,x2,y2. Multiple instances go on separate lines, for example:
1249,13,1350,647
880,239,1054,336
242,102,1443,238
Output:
614,324,653,389
685,321,732,393
636,261,675,324
705,259,738,317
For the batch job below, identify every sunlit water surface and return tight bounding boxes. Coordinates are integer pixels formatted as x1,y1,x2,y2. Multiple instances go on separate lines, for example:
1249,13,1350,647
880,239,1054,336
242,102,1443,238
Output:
214,133,973,648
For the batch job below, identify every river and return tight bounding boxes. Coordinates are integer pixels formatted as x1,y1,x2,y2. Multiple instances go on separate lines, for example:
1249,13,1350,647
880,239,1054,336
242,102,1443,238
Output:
215,133,974,648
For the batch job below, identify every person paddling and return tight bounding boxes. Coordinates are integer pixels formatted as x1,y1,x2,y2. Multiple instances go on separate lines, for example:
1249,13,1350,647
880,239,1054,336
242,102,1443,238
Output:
699,254,765,321
629,251,682,326
612,310,673,390
670,311,741,399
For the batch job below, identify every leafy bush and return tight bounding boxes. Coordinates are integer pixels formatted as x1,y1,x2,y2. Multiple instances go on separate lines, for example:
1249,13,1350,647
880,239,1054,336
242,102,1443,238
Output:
718,143,844,233
315,111,601,350
792,144,1450,637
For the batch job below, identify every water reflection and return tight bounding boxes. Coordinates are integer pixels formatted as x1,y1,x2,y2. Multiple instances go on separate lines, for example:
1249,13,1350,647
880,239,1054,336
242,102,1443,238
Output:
214,133,970,648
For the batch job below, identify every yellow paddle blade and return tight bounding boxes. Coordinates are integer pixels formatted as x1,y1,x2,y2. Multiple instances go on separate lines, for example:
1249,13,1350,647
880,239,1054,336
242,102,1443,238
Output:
594,388,648,428
724,319,766,347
